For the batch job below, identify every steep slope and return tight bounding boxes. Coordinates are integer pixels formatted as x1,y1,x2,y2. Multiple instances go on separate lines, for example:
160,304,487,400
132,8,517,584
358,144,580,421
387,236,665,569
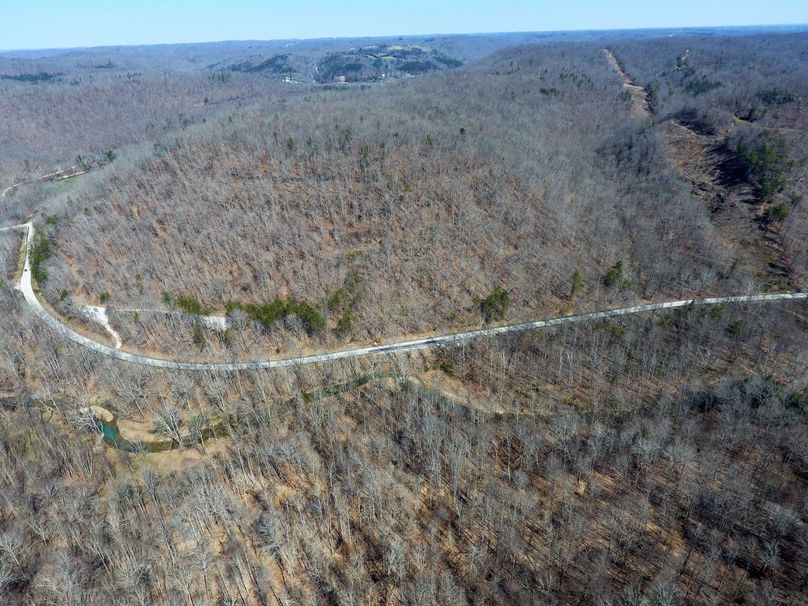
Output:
607,34,808,288
41,43,728,357
604,42,805,291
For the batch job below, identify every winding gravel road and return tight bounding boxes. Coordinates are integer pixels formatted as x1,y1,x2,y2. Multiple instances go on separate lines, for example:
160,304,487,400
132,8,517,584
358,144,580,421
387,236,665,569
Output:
4,220,805,371
1,165,84,198
2,169,806,372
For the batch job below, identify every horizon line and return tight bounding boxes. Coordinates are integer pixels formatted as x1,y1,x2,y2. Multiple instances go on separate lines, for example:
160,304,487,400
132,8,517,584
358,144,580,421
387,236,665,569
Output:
2,22,807,54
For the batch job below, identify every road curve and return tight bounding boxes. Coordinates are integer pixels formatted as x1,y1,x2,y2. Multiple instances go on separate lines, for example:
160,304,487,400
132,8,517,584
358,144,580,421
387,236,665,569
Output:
1,165,84,198
7,221,807,372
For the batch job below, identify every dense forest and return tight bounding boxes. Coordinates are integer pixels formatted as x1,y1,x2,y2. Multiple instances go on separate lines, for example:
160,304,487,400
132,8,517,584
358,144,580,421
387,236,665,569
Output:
0,27,806,605
1,285,806,604
37,42,730,358
610,33,808,287
24,35,807,360
0,30,601,187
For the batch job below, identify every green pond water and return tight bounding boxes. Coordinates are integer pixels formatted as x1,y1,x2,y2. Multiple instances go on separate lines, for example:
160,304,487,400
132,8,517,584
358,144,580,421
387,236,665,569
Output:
94,417,219,453
95,419,154,453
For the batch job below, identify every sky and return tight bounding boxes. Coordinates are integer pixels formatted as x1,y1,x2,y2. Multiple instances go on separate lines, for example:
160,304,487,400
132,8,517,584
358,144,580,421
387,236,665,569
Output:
1,0,806,50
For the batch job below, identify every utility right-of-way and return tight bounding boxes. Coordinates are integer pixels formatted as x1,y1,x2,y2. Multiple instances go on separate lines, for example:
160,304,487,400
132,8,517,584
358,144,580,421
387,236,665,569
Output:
603,47,651,118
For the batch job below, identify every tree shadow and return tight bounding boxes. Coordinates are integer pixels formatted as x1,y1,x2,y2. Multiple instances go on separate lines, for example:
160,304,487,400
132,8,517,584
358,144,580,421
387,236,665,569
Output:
709,143,748,191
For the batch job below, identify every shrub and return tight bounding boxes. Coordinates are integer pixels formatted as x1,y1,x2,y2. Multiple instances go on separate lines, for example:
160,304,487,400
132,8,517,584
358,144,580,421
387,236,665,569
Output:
708,304,723,321
99,292,110,304
327,287,347,312
328,273,365,337
480,287,511,322
726,319,745,335
291,300,326,334
602,321,625,340
434,357,454,375
328,271,363,313
785,391,808,413
232,297,326,335
765,202,790,223
175,295,211,316
736,131,792,202
218,329,234,347
645,81,659,111
192,322,206,349
602,261,624,287
335,313,354,337
240,299,291,327
570,270,583,299
29,231,52,284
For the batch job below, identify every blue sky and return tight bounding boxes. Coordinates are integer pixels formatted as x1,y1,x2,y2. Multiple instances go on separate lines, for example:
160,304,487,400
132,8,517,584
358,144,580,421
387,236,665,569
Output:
1,1,806,50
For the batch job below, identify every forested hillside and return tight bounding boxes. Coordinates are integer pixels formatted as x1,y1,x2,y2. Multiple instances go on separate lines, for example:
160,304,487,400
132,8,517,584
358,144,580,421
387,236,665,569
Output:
610,33,808,286
0,28,806,605
0,31,595,187
40,42,737,358
1,284,806,603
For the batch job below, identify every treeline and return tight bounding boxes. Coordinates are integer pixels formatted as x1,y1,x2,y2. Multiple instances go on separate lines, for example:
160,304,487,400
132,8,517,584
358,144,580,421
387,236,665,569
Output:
0,71,62,83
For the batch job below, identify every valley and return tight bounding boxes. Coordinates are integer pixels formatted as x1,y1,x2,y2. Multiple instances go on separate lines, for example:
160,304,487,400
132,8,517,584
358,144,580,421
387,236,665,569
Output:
0,24,807,606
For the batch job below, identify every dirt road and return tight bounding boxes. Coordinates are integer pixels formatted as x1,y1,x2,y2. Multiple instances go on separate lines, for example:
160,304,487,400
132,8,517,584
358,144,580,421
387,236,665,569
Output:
6,220,804,370
603,48,651,119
